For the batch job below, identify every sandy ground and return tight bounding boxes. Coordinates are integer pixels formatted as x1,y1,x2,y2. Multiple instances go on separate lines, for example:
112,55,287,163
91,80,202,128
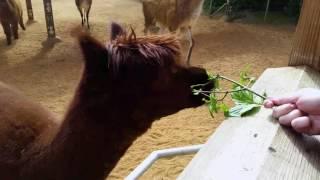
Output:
0,0,295,179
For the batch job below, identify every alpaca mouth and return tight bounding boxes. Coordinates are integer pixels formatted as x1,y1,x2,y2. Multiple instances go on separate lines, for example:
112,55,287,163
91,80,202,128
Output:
191,79,214,106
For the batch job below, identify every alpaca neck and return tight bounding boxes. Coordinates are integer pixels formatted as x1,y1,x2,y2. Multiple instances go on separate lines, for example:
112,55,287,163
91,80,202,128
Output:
23,77,142,180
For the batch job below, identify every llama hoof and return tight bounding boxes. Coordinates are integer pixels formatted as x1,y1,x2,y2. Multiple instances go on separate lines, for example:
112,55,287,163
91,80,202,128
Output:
6,37,11,45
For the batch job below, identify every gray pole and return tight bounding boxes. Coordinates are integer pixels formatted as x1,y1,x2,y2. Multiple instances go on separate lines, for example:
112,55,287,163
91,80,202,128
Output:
264,0,271,22
43,0,56,38
26,0,34,21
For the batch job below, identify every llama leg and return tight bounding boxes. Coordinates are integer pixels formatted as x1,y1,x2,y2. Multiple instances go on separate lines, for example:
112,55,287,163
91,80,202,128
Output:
177,26,187,38
143,23,149,35
142,2,155,35
13,21,19,39
144,23,158,35
83,12,86,27
143,27,148,35
186,26,195,66
159,25,166,34
81,10,84,27
77,7,84,26
168,26,179,35
19,12,26,30
2,22,12,45
86,5,91,29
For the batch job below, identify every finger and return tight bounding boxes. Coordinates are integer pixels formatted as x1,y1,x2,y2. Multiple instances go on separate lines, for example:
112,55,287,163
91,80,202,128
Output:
270,94,299,106
278,109,304,126
291,116,312,134
306,115,320,135
263,100,274,108
296,96,320,115
272,104,296,118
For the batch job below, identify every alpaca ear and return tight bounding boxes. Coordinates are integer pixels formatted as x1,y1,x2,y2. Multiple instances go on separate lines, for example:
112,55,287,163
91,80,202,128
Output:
110,22,125,41
78,33,109,72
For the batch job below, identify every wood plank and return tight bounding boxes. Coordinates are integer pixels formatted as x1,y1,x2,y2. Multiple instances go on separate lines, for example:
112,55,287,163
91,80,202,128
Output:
289,0,320,70
258,67,320,180
178,66,320,180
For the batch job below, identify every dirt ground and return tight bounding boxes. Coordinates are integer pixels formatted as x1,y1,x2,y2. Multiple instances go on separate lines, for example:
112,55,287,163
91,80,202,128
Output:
0,0,295,179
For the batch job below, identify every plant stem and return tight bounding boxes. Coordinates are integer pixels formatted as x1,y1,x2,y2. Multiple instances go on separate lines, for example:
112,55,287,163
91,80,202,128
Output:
217,92,228,101
200,92,210,98
190,81,212,88
195,88,245,94
218,75,267,100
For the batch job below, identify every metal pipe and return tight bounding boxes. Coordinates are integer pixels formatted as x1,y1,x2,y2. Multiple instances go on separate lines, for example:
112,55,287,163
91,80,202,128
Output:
125,144,204,180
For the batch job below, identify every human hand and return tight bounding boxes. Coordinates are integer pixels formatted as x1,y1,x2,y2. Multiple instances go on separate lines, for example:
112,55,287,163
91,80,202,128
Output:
264,88,320,135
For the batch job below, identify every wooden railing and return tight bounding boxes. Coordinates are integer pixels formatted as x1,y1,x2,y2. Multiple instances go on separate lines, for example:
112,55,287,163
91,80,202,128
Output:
178,66,320,180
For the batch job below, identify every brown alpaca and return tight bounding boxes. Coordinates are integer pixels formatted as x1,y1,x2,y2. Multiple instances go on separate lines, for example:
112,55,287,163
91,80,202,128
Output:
0,0,25,45
0,23,212,179
142,0,205,65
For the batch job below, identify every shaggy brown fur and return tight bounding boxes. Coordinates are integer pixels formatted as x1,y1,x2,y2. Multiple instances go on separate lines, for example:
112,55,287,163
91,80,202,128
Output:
75,0,92,29
142,0,205,65
0,0,25,45
0,22,212,179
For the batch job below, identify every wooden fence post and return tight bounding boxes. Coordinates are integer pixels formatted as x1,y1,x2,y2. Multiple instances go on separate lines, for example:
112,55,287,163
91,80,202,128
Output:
43,0,56,39
25,0,34,21
289,0,320,71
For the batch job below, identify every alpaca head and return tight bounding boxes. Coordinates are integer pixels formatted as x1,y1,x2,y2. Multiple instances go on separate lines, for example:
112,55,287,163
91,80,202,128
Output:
77,22,212,121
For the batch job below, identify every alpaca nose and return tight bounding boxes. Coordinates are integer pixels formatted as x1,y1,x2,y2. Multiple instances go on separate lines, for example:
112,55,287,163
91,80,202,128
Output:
189,68,214,90
189,70,214,106
202,79,214,92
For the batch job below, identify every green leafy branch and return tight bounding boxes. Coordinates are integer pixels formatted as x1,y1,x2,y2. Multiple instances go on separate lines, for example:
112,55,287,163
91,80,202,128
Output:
192,69,267,118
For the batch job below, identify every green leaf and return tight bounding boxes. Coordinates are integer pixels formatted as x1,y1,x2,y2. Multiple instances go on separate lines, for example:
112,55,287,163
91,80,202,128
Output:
209,94,218,113
217,103,229,116
213,78,220,89
231,88,254,104
227,103,261,117
236,65,256,87
192,70,265,119
231,87,264,105
239,66,251,84
207,72,217,81
253,94,264,105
